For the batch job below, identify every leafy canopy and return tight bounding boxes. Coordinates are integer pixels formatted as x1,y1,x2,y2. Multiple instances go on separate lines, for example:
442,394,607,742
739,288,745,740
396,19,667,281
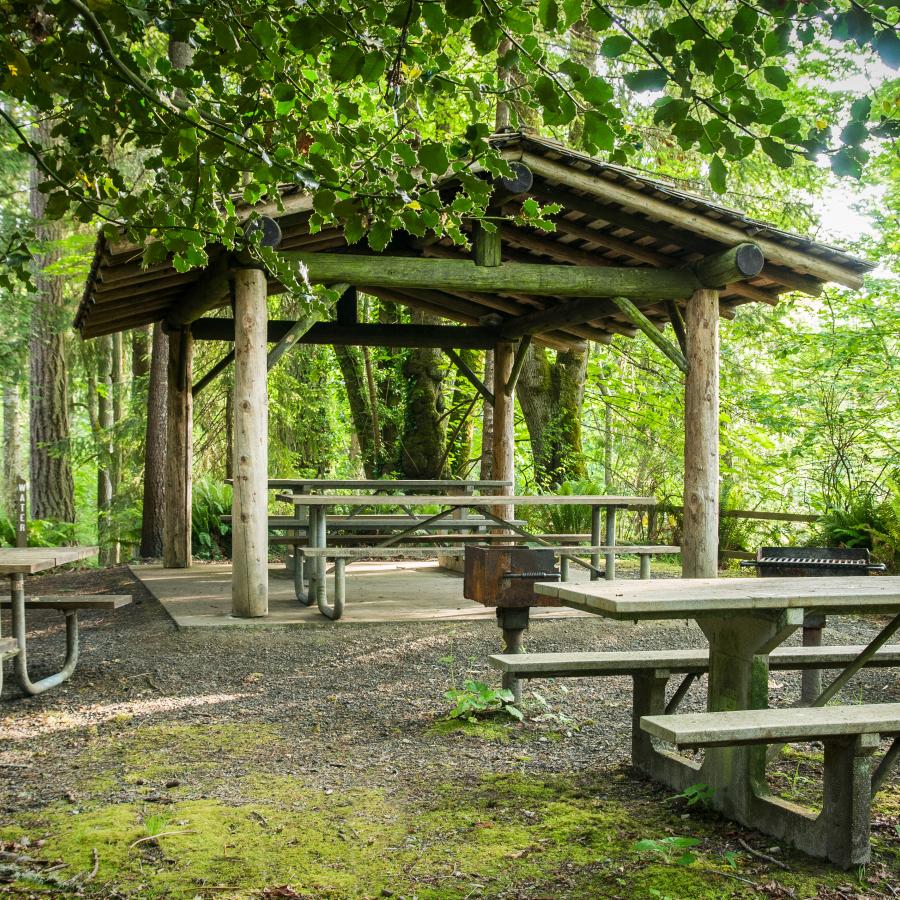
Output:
1,1,897,273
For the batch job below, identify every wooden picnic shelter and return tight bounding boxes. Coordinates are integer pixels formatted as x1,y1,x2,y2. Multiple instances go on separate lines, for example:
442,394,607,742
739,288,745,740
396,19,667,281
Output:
75,132,873,619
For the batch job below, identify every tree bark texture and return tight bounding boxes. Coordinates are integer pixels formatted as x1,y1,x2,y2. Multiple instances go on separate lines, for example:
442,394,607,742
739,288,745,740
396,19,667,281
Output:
28,117,75,523
516,345,588,487
334,344,378,477
479,350,495,479
231,268,268,617
97,335,116,565
492,341,515,525
140,324,168,558
446,349,478,477
3,379,22,516
683,288,720,578
399,310,446,478
163,329,192,568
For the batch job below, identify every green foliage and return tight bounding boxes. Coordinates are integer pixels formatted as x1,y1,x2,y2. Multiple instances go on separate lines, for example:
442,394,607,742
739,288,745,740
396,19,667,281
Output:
191,479,232,560
670,783,715,809
633,835,701,866
0,0,896,281
444,680,523,723
816,484,900,571
0,517,77,549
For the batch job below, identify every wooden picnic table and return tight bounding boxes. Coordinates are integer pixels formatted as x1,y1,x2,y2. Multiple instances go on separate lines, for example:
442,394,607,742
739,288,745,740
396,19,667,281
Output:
535,576,900,862
0,546,101,696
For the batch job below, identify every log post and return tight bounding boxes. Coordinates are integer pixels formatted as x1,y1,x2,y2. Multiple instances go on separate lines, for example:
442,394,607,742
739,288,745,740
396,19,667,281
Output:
231,268,269,617
682,288,719,578
163,328,193,568
491,341,515,528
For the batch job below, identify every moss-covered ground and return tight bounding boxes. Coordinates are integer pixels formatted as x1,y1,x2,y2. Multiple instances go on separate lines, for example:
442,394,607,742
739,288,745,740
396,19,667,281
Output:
2,718,897,898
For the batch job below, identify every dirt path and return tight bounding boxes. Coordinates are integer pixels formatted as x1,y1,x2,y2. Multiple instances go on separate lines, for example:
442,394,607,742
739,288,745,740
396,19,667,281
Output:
1,566,898,898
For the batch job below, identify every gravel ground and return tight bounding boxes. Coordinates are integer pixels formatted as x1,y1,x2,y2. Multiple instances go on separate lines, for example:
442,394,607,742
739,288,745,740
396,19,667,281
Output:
1,566,898,898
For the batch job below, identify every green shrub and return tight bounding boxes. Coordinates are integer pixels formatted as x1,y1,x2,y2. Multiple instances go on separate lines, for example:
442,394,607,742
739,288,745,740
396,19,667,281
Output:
816,484,900,572
192,478,232,559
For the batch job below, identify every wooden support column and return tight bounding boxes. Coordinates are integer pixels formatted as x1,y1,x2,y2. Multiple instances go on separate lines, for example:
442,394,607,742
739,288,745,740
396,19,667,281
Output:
491,340,515,528
231,268,269,617
683,288,719,578
163,329,193,568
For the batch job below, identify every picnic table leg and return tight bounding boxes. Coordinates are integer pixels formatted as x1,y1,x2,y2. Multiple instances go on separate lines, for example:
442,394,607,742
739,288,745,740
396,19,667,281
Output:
313,508,328,615
496,607,529,705
605,505,616,581
590,506,601,581
697,609,803,817
800,613,825,704
639,553,651,580
9,574,81,696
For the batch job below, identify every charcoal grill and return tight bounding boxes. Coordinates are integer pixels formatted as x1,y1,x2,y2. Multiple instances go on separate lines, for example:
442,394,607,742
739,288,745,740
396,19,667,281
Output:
741,547,885,701
740,547,885,577
464,545,561,701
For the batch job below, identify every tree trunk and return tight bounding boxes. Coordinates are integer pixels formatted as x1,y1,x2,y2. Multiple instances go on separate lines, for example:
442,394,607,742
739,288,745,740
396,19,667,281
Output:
398,311,446,478
516,345,588,487
479,351,495,479
97,335,115,565
3,379,22,516
334,344,378,477
132,326,150,379
140,324,168,558
28,118,75,523
446,349,478,477
683,288,720,578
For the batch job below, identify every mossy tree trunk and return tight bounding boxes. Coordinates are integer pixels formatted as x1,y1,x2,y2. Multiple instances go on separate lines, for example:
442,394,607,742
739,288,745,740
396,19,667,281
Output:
398,311,447,478
334,344,379,477
516,345,588,488
446,349,479,477
28,117,75,523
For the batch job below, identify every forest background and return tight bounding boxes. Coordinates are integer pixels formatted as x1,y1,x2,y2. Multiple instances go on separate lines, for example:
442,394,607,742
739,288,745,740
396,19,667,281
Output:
0,1,898,570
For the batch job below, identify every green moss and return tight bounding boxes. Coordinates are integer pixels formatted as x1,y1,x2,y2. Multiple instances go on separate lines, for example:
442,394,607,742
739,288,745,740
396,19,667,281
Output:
426,717,514,743
4,731,898,899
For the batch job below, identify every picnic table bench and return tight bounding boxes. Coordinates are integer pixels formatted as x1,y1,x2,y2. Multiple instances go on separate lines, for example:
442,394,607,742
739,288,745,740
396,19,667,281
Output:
0,547,132,697
532,575,900,868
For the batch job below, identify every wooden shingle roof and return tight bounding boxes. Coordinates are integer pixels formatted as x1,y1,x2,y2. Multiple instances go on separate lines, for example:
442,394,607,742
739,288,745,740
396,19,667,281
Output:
76,132,874,346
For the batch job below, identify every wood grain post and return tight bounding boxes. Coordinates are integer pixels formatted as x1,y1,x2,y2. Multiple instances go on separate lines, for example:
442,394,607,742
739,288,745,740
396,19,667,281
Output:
491,341,515,530
682,288,719,578
163,329,192,568
231,268,269,618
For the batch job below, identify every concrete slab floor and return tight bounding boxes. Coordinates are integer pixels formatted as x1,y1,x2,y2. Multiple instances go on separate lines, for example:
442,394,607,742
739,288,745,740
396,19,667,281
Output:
132,560,592,629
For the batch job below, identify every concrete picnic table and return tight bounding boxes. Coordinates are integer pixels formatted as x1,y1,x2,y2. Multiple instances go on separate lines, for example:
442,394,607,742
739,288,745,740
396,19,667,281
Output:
281,494,654,617
0,546,100,695
535,575,900,859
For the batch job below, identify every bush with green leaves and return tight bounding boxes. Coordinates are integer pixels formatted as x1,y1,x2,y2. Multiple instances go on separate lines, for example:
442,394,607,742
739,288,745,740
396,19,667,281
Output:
815,483,900,572
444,680,523,723
192,479,233,560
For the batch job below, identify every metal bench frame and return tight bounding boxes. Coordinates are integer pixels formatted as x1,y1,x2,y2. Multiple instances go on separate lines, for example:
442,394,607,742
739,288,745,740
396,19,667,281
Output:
1,580,131,696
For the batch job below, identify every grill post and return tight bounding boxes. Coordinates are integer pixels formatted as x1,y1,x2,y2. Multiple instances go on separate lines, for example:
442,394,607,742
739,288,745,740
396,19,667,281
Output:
496,607,529,704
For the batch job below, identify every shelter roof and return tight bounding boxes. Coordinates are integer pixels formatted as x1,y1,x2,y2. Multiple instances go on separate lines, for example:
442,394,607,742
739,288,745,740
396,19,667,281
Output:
76,131,874,347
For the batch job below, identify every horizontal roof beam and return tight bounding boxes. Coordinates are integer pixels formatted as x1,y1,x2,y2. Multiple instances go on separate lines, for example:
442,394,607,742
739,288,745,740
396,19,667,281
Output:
278,252,749,300
191,319,500,349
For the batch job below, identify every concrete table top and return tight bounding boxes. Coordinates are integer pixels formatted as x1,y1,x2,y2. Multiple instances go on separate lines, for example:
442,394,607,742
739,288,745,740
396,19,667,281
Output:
262,478,512,491
280,494,656,508
0,547,98,575
536,575,900,618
